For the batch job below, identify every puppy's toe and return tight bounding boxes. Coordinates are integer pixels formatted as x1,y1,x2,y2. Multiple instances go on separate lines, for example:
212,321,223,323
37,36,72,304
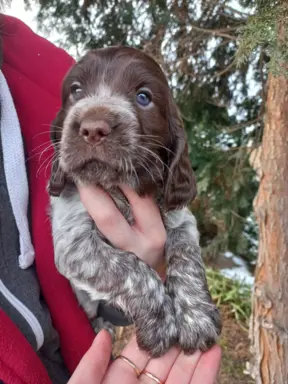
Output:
91,316,116,342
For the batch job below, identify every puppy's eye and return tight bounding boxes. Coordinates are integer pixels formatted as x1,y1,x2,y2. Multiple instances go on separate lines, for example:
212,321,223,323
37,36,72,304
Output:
70,82,84,101
136,90,152,107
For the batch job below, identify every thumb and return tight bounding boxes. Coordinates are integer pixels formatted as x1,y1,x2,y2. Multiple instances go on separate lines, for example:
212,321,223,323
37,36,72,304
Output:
68,330,112,384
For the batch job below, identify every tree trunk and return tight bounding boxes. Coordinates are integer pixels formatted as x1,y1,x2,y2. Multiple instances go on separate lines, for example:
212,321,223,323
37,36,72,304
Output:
249,61,288,382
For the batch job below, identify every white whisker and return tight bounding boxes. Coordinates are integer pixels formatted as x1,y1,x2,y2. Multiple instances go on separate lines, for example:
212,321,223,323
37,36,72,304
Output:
135,144,172,177
133,134,175,155
36,152,55,178
26,143,55,162
130,158,139,186
139,153,164,185
136,154,157,184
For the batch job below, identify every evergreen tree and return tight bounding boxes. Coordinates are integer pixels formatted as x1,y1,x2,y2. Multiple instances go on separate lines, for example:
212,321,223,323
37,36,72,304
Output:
27,0,263,264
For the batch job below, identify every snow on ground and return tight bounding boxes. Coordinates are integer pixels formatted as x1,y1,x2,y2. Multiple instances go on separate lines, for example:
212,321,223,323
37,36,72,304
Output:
220,251,254,285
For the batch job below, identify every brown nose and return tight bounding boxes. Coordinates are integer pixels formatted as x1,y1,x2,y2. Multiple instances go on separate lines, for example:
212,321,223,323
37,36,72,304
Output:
79,119,111,145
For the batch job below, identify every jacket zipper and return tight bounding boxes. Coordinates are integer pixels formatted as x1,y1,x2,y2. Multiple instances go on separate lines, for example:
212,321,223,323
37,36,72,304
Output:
0,279,44,350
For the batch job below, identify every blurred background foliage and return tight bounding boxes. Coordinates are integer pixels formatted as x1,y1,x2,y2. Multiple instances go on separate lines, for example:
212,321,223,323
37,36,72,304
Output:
25,0,274,266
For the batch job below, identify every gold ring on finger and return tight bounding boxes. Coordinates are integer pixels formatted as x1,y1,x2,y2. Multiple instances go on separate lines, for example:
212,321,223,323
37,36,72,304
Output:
115,355,142,378
141,369,165,384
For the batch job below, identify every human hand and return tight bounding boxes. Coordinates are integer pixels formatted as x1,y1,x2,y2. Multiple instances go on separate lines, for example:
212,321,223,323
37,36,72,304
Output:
78,184,166,276
68,330,221,384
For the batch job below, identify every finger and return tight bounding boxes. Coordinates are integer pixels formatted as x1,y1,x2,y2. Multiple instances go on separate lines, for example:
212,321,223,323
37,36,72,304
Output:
78,184,133,249
190,345,222,384
120,184,164,234
165,350,202,384
103,336,150,384
68,330,112,384
139,347,181,384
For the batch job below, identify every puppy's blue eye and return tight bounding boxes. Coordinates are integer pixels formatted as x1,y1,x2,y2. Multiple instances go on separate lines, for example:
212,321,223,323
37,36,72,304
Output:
136,92,151,106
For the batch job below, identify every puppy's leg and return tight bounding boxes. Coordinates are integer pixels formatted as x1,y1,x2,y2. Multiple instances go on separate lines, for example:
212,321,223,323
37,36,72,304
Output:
91,317,116,341
71,284,100,319
165,208,222,353
60,242,177,356
51,193,177,356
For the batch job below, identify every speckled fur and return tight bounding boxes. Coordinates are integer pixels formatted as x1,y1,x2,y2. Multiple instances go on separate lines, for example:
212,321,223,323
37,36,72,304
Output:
49,47,221,357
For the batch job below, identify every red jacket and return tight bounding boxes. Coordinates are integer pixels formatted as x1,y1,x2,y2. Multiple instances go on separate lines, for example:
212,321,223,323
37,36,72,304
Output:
0,15,95,382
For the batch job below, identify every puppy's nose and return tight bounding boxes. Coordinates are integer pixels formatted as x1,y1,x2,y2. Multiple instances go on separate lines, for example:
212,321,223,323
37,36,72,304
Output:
79,119,111,145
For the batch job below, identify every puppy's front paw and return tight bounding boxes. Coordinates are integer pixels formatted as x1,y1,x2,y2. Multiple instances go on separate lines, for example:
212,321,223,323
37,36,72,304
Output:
135,297,178,357
177,302,221,354
91,316,116,342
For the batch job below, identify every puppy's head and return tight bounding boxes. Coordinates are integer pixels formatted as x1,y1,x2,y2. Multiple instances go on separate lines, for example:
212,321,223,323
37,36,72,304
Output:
48,47,196,211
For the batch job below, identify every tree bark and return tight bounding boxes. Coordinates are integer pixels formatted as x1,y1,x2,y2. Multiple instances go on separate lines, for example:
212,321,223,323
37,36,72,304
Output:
249,60,288,383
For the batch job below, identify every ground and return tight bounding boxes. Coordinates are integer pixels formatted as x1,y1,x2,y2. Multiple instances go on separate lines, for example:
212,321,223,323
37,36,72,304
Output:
216,306,253,383
112,305,254,383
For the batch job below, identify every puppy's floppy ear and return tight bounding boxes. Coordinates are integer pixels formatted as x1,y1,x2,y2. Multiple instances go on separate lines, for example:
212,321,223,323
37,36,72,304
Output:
164,98,197,211
47,109,67,197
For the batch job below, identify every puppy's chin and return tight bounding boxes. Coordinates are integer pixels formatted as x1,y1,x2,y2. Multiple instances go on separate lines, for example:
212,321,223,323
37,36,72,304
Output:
69,160,130,189
67,159,161,199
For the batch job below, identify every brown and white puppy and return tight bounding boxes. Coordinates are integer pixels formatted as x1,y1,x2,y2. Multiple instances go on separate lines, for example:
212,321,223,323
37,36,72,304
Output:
48,47,221,357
